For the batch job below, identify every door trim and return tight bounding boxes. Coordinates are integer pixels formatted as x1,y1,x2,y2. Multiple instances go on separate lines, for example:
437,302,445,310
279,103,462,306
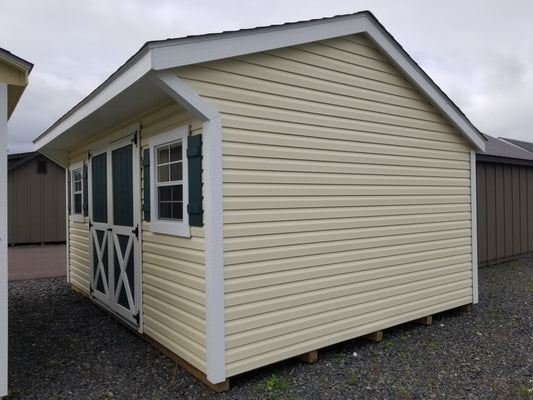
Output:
88,125,142,332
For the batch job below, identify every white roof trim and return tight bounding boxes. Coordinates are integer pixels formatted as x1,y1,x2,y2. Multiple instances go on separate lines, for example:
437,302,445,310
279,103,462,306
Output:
150,14,371,70
34,11,485,152
34,50,152,149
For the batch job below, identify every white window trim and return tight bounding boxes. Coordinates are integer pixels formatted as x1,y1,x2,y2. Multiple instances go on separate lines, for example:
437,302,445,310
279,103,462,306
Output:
148,125,190,237
69,161,85,223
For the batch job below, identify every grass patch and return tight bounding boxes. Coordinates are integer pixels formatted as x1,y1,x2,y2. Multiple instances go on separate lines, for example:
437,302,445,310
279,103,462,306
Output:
333,352,346,363
345,371,357,386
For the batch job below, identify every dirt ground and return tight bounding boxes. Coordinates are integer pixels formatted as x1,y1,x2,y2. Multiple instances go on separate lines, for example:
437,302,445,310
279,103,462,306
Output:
8,244,67,281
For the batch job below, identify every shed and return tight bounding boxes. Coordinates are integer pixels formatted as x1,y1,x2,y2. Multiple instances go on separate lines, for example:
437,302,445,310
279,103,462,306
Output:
0,47,32,397
477,135,533,266
35,12,485,390
8,151,66,246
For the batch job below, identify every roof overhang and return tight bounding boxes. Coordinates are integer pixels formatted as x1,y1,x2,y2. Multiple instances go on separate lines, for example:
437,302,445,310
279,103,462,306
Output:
34,11,485,167
0,48,33,118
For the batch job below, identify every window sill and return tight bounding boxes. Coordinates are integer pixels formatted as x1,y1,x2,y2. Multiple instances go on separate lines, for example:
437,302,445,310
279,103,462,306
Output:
149,220,191,238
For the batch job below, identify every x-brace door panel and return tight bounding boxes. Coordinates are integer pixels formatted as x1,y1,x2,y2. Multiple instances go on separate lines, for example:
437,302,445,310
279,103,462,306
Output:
89,133,141,329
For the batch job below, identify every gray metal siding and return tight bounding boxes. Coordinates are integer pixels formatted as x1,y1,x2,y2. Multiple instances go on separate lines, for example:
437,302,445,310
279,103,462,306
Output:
477,160,533,265
8,155,66,245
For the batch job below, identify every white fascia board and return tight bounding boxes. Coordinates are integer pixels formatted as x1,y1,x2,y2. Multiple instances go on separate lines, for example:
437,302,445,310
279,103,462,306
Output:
150,14,369,71
363,21,486,152
470,149,479,304
152,71,226,383
33,50,153,151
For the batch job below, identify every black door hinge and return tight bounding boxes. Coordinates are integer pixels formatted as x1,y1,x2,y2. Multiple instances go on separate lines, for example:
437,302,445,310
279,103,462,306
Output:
131,134,138,146
132,225,139,239
134,312,140,325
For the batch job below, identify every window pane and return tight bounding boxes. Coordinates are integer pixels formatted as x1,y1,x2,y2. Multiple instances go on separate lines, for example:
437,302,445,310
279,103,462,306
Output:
73,169,82,181
159,202,171,219
174,202,183,220
172,185,183,201
74,181,82,191
170,142,182,162
157,184,183,221
158,146,169,164
159,186,172,201
158,165,169,182
74,193,82,214
170,162,182,181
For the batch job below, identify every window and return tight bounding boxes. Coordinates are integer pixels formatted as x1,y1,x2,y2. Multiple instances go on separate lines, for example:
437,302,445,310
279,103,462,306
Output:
149,126,190,237
70,161,85,222
156,141,183,220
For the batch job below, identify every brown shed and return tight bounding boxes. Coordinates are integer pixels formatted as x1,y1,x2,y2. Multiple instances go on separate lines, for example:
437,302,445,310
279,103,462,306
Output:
7,151,66,245
476,135,533,266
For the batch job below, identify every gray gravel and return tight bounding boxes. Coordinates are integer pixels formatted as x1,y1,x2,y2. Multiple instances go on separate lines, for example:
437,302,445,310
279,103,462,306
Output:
7,257,533,399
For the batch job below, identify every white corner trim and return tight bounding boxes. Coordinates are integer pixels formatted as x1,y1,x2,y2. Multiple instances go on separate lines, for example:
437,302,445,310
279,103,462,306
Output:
202,115,225,383
0,83,9,397
65,168,70,284
152,71,225,383
470,150,479,304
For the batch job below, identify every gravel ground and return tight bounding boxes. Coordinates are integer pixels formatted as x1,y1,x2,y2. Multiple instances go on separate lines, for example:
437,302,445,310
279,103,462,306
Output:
7,257,533,400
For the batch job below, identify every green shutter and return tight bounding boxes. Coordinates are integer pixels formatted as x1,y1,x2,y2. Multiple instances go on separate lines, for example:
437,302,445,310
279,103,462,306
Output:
187,135,203,227
82,165,88,217
142,148,150,222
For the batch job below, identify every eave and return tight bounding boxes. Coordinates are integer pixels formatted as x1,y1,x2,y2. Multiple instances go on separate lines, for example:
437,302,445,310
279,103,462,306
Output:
0,48,33,118
34,11,486,167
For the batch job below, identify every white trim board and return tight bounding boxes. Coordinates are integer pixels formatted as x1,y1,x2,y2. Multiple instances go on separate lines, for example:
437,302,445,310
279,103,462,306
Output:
152,71,225,383
470,149,479,304
0,83,9,397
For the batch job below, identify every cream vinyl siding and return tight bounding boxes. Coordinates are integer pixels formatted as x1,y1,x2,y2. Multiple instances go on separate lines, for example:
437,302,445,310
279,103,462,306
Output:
140,102,207,373
179,33,474,377
68,219,90,294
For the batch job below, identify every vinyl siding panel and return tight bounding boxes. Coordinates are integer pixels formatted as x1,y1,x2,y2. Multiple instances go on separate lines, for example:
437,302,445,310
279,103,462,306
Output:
140,102,208,373
179,33,474,378
68,219,90,294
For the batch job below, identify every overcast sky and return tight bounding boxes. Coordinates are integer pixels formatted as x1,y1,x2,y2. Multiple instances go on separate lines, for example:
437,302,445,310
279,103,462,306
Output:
2,0,533,153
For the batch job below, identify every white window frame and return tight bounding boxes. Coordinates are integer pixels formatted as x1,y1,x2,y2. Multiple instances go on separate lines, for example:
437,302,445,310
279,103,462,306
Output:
70,161,85,223
149,125,190,237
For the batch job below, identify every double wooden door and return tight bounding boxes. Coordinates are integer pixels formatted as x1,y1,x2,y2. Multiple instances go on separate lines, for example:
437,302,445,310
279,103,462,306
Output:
89,135,141,329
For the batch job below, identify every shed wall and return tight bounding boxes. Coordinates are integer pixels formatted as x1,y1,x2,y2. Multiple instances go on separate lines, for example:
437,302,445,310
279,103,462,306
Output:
476,160,533,265
178,34,474,377
8,156,66,245
140,102,208,372
66,102,208,372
